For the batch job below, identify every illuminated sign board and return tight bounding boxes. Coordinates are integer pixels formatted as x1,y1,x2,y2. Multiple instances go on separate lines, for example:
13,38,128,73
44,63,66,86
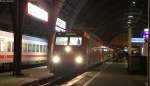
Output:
56,32,77,36
28,2,48,22
143,28,149,39
55,18,66,32
131,38,145,43
65,33,77,36
55,26,66,32
56,18,66,29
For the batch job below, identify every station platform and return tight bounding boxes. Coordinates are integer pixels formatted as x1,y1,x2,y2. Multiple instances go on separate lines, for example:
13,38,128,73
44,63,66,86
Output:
63,62,147,86
0,66,53,86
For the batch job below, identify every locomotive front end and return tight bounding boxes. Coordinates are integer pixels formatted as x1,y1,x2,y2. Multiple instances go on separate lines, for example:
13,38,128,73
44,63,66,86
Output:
51,46,85,65
50,32,86,76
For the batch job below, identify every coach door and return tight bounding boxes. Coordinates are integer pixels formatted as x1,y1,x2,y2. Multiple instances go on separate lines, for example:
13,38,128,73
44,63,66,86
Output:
0,39,9,63
0,40,5,64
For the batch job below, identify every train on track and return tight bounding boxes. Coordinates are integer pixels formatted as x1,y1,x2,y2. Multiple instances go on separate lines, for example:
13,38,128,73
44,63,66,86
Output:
0,30,47,72
0,30,112,76
49,31,111,76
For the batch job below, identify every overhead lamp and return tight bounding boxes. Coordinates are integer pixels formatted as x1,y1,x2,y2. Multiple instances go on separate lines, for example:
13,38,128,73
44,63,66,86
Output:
132,1,136,5
28,2,48,22
128,16,133,18
128,21,131,24
144,28,149,32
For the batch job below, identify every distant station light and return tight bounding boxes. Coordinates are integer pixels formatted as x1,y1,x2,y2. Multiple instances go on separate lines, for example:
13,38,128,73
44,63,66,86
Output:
128,21,131,24
132,1,136,5
28,2,48,22
55,18,66,32
144,28,149,32
100,46,107,49
124,47,128,52
127,19,132,24
128,15,133,18
131,38,145,43
143,28,149,39
103,48,108,52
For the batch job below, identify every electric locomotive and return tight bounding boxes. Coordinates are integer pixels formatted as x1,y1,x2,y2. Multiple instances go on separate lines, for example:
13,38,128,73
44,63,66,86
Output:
49,31,104,76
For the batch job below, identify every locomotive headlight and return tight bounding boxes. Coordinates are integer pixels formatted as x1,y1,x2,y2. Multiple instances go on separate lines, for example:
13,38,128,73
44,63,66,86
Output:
75,56,83,64
65,46,71,52
52,56,60,63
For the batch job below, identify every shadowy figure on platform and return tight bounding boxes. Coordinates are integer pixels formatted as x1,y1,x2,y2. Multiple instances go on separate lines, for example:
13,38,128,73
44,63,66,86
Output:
112,51,119,63
112,49,129,63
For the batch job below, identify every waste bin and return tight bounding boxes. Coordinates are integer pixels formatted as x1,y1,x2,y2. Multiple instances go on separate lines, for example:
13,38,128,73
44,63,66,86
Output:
127,55,147,74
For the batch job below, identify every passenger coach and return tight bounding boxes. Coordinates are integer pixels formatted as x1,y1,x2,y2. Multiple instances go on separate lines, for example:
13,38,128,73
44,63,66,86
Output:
0,30,47,72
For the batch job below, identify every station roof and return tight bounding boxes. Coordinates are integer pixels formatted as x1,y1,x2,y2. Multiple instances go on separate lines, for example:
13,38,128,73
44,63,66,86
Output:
0,0,148,46
59,0,148,43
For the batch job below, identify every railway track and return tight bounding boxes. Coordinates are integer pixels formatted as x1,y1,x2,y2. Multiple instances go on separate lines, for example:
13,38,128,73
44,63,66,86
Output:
21,75,61,86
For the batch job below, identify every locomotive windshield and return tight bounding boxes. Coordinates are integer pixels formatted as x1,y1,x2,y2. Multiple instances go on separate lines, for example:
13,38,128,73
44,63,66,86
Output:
56,37,68,45
55,37,82,46
69,37,82,45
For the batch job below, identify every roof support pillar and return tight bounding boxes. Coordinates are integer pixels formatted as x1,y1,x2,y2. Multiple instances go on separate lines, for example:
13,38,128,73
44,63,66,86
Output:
47,0,65,67
10,0,28,75
128,27,132,55
147,0,150,85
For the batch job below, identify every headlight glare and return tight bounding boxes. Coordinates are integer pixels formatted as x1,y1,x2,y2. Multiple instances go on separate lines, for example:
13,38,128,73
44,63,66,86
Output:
52,56,60,63
65,46,71,52
75,56,83,64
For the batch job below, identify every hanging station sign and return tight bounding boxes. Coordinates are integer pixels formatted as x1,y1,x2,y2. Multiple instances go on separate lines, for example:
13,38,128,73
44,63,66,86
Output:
27,2,48,22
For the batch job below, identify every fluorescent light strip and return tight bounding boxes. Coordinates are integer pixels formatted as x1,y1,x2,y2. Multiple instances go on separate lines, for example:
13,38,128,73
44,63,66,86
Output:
28,2,48,22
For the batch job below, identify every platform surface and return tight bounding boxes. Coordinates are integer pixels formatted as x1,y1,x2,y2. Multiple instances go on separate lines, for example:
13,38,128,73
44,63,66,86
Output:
86,63,146,86
63,62,147,86
0,66,53,86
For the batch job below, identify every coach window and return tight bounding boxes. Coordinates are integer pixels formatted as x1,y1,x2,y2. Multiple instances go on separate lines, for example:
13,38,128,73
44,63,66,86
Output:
32,44,35,52
43,45,45,53
30,44,34,52
40,45,42,53
27,44,29,52
0,41,1,52
40,45,43,53
26,43,28,52
23,43,27,52
32,44,34,52
44,45,47,53
22,43,24,52
34,44,36,52
25,43,28,52
69,37,82,46
27,43,29,52
28,43,31,52
7,41,11,52
28,43,32,52
42,45,44,53
0,41,3,52
12,42,14,52
38,45,40,52
45,46,47,53
10,42,13,52
36,45,39,52
34,44,37,52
